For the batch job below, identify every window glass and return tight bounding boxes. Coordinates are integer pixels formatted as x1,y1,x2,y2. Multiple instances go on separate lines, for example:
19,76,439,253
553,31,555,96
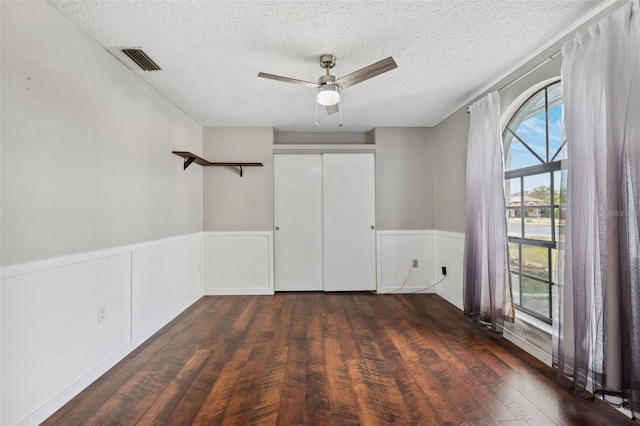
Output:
503,81,564,323
521,278,551,318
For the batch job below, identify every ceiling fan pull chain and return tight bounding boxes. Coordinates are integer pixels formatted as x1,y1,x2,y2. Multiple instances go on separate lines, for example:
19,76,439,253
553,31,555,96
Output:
339,100,343,127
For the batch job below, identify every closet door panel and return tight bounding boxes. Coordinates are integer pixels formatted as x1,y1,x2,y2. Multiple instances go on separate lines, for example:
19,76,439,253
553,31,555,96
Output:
323,153,376,291
274,154,324,291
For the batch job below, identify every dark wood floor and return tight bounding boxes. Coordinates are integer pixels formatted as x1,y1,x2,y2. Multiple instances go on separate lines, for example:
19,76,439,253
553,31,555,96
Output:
44,293,633,425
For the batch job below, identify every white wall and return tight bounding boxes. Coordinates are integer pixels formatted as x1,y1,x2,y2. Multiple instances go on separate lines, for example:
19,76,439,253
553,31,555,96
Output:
1,234,203,425
1,2,206,424
374,128,435,230
202,127,273,232
433,111,469,234
0,1,203,267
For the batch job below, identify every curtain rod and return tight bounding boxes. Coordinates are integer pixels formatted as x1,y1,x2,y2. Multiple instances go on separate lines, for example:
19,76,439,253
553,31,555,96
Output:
466,50,562,113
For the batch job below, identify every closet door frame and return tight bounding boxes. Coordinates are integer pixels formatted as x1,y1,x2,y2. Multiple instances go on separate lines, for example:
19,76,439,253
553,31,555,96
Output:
273,150,377,292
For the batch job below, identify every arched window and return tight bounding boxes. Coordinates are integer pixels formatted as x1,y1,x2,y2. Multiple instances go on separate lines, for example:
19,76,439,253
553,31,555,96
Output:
503,81,564,323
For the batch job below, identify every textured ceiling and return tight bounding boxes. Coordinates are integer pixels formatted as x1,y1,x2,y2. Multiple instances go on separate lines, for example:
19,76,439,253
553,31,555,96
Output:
48,0,610,132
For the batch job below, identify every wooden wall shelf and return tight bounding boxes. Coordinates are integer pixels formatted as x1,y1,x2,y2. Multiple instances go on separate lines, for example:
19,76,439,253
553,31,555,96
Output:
172,151,263,177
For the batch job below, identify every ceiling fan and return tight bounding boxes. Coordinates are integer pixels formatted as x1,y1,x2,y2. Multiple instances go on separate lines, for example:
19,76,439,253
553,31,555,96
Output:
258,54,397,116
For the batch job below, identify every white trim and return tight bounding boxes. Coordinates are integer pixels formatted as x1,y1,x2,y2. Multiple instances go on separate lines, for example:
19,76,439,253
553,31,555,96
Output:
501,77,561,130
376,230,434,293
436,288,464,311
203,231,274,296
21,291,201,426
273,144,376,154
434,230,465,240
516,309,553,336
1,232,203,279
434,230,465,310
376,230,434,236
503,326,553,367
204,288,274,296
2,233,204,425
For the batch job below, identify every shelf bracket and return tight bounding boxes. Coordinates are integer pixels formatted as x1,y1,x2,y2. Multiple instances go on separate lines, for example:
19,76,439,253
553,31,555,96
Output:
239,165,243,177
183,156,196,170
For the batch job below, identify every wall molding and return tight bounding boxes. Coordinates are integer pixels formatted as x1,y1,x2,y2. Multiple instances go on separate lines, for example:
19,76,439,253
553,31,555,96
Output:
204,231,274,295
434,230,465,310
376,230,435,294
1,233,204,425
24,291,201,426
0,232,204,279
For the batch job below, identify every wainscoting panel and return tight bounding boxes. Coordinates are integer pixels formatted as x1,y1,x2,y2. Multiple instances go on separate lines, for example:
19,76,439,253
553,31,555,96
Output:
132,234,203,340
434,231,465,310
204,232,274,295
376,231,434,293
1,233,204,425
1,253,132,426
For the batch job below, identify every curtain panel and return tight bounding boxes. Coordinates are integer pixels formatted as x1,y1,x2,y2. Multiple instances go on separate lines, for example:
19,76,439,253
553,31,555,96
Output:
463,91,514,333
556,0,640,415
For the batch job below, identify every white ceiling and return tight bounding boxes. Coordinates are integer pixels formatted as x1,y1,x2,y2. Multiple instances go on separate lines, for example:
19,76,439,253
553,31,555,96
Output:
48,0,610,132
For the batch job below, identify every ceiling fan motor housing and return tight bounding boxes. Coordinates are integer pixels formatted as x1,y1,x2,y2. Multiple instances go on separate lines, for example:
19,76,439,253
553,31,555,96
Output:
318,74,336,86
319,54,336,70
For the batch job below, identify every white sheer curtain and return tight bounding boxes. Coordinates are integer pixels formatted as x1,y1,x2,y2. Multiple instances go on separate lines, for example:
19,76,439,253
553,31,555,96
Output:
555,0,640,415
463,91,514,333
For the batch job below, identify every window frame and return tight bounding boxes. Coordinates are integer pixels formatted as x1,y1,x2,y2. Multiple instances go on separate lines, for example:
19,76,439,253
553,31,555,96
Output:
503,80,564,324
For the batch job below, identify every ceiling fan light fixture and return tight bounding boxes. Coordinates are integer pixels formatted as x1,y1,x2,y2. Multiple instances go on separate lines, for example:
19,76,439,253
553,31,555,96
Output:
317,85,340,106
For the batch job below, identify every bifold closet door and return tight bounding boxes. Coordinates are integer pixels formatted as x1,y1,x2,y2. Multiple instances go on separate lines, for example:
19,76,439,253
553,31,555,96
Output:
274,154,324,291
323,153,376,291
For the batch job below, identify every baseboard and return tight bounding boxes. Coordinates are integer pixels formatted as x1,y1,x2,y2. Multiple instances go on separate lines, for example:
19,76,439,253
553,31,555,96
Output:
2,233,204,425
204,288,274,296
435,289,464,310
377,286,436,294
21,292,202,426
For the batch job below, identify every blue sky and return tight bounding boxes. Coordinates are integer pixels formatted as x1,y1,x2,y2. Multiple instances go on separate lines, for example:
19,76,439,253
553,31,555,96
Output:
506,101,563,192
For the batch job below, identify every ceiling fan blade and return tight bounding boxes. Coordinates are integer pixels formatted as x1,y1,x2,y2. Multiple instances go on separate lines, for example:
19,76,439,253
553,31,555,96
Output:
257,72,319,89
335,56,397,89
326,103,339,115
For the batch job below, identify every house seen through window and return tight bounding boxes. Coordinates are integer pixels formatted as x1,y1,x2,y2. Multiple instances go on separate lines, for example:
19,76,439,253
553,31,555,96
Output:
503,81,565,324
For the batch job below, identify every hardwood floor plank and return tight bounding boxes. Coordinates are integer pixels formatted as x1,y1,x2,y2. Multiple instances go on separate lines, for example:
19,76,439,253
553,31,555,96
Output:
303,294,331,426
380,295,484,424
276,295,308,426
135,349,211,424
167,296,270,425
248,346,289,425
218,330,274,425
346,358,389,425
347,295,414,424
43,294,635,426
322,295,361,425
369,297,469,424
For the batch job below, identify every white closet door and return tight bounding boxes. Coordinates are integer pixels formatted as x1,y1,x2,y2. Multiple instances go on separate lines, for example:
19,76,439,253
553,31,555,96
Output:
323,153,376,291
274,154,324,291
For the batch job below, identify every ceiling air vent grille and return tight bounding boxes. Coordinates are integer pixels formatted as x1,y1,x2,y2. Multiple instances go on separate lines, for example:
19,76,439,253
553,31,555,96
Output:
121,48,162,71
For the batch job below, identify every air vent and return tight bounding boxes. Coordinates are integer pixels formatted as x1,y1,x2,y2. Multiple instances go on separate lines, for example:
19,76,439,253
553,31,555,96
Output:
120,48,162,71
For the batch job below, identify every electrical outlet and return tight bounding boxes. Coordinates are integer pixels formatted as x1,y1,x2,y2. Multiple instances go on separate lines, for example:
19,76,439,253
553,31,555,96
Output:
412,259,418,268
441,266,447,276
98,305,106,324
